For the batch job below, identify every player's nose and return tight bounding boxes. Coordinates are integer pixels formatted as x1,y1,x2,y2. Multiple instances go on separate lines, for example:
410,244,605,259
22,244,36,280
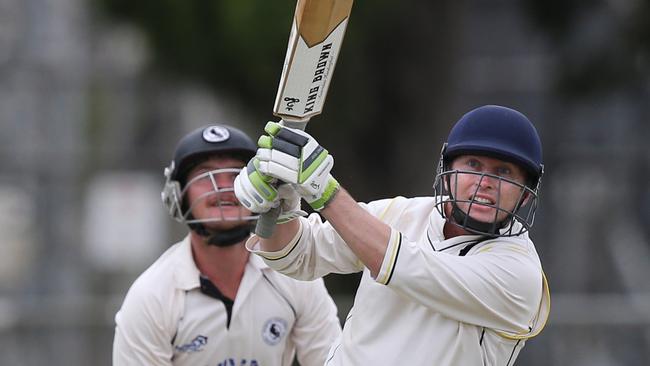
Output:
213,173,235,189
476,173,496,189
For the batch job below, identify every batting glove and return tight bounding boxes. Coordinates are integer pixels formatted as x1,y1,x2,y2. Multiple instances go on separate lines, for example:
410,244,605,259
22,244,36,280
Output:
234,158,278,213
256,121,340,211
234,158,307,223
276,184,308,224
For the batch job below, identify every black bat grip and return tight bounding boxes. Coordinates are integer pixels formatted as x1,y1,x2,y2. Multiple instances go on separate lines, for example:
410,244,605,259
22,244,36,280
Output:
254,120,307,238
255,206,281,238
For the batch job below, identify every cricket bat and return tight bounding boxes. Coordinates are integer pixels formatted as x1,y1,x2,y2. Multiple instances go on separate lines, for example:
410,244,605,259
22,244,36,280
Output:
255,0,354,238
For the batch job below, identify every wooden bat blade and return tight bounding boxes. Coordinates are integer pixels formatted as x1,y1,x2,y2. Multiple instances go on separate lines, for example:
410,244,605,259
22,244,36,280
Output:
273,0,353,122
256,0,353,238
297,0,354,47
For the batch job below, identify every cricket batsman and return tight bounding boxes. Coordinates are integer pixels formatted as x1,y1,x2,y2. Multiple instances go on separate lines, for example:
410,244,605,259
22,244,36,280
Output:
235,105,550,365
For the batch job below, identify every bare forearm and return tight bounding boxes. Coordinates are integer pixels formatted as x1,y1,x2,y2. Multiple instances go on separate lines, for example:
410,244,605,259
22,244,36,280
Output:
320,188,390,277
257,187,391,277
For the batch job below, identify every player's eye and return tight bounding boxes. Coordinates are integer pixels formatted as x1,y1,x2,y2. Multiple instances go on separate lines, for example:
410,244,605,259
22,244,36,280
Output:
221,173,237,183
466,159,481,170
199,170,214,178
496,166,512,176
187,170,214,184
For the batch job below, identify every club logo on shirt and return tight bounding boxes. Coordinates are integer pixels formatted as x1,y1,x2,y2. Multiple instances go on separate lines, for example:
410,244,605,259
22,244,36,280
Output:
175,335,208,353
262,317,288,346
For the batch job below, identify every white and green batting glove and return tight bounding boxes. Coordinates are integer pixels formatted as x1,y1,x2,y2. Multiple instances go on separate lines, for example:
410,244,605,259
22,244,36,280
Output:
234,158,279,213
275,184,308,224
234,156,307,223
256,121,340,211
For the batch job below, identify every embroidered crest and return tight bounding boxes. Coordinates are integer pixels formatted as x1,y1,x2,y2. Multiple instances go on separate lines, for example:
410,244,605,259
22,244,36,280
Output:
175,335,208,353
262,317,288,346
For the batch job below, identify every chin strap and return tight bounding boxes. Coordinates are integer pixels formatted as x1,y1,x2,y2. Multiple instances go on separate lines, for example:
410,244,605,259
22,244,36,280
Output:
450,202,503,236
189,223,252,247
207,226,252,247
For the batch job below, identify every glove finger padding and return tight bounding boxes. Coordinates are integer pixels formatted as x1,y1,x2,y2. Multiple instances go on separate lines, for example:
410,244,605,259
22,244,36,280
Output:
256,147,298,183
258,121,340,211
233,160,279,213
293,156,339,211
276,184,307,224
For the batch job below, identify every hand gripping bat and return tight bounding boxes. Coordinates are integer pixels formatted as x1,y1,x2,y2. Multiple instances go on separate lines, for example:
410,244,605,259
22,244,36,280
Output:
255,0,354,238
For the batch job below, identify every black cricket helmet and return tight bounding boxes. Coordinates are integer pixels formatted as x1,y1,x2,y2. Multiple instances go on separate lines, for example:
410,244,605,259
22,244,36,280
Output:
161,125,257,227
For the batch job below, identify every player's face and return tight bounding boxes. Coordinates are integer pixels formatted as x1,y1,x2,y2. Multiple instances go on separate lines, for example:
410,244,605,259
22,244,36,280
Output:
447,155,528,223
184,156,253,230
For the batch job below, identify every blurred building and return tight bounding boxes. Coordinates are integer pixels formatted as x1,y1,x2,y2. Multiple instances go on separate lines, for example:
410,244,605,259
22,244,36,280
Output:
0,0,254,364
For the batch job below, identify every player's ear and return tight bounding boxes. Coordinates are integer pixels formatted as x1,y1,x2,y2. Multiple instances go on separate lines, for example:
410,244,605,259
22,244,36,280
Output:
442,175,449,192
444,170,459,196
521,191,531,206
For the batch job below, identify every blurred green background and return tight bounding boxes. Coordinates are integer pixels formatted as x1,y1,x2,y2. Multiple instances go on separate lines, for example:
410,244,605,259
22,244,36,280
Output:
0,0,649,364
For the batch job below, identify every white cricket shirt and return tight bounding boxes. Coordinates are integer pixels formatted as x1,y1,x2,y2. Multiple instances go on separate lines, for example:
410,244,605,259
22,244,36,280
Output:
113,236,341,366
248,196,550,366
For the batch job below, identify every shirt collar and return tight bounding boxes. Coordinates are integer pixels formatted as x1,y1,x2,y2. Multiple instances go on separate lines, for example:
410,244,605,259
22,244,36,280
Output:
172,235,201,290
172,235,272,291
427,208,446,249
247,250,271,271
426,207,483,252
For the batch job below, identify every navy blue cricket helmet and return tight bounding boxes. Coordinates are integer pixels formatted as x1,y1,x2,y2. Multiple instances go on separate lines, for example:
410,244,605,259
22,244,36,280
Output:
433,105,544,237
443,105,543,186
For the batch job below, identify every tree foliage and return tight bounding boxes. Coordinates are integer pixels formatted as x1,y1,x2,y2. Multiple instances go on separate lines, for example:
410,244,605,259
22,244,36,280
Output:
521,0,650,96
93,0,453,199
95,0,297,115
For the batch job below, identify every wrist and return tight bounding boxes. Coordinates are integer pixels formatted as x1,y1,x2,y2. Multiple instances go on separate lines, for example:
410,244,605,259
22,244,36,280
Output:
308,176,340,211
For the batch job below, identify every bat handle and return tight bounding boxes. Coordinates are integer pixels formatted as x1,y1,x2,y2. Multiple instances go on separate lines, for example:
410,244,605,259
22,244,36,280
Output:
255,206,281,238
254,119,308,238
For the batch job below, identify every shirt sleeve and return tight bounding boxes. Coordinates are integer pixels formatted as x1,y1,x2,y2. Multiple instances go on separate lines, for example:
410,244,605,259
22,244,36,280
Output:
247,214,365,280
112,284,178,366
377,232,545,336
248,198,400,280
291,278,342,366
